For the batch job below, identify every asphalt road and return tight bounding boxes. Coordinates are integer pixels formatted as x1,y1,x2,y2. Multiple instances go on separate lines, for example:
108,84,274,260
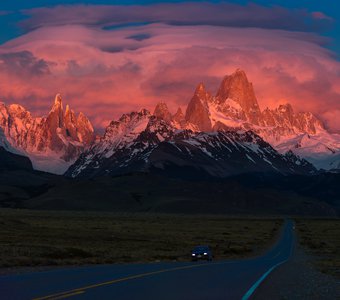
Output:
1,220,294,300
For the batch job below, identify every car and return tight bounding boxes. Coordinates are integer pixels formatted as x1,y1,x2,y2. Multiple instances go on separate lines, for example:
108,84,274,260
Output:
191,245,213,261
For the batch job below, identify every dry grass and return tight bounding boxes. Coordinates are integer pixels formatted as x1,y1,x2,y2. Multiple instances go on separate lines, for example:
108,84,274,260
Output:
0,209,282,268
296,219,340,278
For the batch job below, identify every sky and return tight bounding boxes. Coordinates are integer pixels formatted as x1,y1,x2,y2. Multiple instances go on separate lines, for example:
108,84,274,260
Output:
0,0,340,131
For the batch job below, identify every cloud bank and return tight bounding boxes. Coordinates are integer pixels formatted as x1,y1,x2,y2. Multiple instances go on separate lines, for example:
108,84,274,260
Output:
0,2,339,131
21,3,333,32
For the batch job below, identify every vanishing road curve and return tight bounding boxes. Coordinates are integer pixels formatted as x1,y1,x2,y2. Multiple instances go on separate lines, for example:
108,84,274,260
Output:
1,220,295,300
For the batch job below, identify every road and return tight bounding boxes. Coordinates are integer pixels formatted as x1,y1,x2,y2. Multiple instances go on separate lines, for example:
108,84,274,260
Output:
1,220,294,300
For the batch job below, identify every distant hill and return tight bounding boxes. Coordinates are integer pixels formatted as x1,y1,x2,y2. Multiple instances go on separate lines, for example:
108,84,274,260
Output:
0,147,62,208
5,172,336,217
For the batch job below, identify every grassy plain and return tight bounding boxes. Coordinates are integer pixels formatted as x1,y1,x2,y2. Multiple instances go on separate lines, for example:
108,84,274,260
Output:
0,209,282,268
296,219,340,278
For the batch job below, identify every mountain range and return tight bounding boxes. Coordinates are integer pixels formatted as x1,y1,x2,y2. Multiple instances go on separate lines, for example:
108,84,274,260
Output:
1,69,340,177
66,109,315,178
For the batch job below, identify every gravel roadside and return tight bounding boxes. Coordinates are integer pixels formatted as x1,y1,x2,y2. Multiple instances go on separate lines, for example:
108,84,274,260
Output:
252,244,340,300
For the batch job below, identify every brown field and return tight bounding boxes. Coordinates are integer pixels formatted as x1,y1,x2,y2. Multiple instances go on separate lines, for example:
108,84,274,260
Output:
0,209,282,268
296,219,340,278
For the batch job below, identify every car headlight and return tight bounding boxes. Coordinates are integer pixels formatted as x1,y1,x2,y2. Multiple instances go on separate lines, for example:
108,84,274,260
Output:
204,253,208,255
192,254,196,256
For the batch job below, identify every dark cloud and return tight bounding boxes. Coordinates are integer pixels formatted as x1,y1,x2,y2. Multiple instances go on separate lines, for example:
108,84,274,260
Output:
0,51,50,76
100,45,140,53
127,33,152,41
21,3,333,33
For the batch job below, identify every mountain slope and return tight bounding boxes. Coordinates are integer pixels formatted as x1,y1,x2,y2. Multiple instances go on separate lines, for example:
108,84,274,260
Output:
182,69,340,170
66,110,315,178
67,68,339,177
0,146,33,171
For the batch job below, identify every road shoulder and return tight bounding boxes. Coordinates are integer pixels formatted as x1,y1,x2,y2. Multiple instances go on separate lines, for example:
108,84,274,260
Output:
252,245,340,299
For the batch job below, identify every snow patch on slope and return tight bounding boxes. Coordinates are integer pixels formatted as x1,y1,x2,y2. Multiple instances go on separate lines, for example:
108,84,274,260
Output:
275,131,340,170
29,153,76,175
208,102,245,128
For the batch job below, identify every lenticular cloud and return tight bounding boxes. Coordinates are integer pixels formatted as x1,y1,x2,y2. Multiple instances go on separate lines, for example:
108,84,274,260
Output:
0,20,340,131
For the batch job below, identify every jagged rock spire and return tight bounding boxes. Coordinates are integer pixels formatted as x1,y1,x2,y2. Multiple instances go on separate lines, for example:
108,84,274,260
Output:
48,94,64,129
65,104,70,114
77,112,94,144
194,82,210,101
173,107,186,128
55,94,62,105
174,107,184,118
216,69,261,124
153,102,172,123
185,83,212,131
216,69,258,109
195,82,205,94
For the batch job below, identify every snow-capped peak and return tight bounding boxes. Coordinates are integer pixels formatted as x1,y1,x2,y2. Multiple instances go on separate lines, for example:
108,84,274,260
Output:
54,93,63,106
147,69,335,170
0,94,94,174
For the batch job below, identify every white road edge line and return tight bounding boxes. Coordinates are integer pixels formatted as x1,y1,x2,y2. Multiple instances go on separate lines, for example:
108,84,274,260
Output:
241,259,288,300
241,222,295,300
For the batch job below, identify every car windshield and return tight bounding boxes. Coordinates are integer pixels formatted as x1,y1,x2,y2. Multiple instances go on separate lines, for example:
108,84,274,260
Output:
193,246,208,252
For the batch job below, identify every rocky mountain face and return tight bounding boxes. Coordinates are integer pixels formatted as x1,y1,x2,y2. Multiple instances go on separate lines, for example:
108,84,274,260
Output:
185,83,212,131
183,69,340,170
3,69,338,176
215,69,262,125
0,94,94,174
66,107,316,178
185,69,324,138
67,68,340,177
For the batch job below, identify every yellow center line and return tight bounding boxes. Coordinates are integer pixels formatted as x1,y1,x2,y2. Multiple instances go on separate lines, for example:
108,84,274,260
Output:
47,291,85,300
33,262,223,300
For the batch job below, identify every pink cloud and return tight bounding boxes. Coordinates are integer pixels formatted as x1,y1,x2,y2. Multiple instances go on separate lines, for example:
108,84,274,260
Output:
0,11,11,16
322,110,340,134
312,11,333,21
0,23,339,132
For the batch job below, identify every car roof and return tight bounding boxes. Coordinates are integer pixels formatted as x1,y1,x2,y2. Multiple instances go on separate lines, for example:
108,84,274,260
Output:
193,245,209,249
